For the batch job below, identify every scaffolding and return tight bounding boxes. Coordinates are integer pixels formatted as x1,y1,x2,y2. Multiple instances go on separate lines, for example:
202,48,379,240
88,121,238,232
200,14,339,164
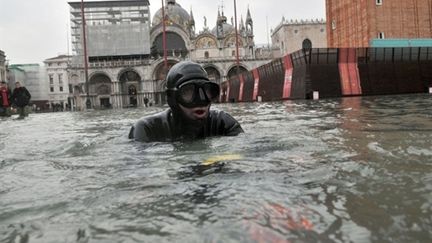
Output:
69,0,151,61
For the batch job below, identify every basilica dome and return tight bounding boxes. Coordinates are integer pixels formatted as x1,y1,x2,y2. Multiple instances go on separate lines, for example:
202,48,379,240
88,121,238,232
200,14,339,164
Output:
152,0,190,29
211,23,235,36
211,14,235,36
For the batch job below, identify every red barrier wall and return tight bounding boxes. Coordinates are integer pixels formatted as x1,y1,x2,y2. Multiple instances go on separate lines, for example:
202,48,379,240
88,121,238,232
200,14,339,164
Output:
282,55,294,99
339,48,362,96
220,47,432,102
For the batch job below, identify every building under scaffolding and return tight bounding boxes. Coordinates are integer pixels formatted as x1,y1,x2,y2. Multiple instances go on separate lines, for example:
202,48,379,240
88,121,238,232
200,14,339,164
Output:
68,0,151,62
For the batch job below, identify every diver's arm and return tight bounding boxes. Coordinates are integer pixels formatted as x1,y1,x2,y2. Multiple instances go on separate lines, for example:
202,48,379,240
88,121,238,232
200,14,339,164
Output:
219,111,244,136
129,119,152,142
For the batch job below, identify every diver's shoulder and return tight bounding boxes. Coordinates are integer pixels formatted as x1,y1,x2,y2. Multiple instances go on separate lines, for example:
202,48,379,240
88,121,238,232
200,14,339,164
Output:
209,109,234,119
136,109,171,125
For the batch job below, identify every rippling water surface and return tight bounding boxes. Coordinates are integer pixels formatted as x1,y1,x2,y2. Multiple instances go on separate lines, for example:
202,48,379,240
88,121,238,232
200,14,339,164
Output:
1,95,431,243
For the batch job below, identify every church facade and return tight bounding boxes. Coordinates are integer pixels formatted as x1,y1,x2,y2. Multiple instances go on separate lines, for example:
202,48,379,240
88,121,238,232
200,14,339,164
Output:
67,0,272,110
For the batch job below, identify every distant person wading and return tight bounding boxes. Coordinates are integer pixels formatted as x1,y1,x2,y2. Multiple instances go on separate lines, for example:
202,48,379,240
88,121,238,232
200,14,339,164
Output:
11,81,31,119
0,81,12,117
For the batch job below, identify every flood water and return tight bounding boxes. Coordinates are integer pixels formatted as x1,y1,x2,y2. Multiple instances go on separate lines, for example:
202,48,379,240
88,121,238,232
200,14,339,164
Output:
1,94,431,243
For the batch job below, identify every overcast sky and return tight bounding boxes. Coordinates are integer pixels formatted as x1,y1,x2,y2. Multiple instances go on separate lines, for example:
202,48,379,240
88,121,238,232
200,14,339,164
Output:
0,0,325,64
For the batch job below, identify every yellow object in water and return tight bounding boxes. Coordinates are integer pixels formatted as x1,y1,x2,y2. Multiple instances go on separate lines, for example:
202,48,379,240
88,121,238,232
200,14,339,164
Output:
202,154,242,166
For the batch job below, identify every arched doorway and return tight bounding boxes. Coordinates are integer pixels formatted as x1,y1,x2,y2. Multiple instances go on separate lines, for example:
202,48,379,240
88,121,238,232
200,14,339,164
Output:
119,70,141,107
89,73,112,109
204,66,221,84
302,38,312,50
227,66,248,80
128,85,137,107
152,32,188,58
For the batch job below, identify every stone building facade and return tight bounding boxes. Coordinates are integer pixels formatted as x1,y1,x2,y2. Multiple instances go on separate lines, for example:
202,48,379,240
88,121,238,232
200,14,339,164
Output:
67,0,272,110
326,0,432,48
271,18,327,57
44,55,74,110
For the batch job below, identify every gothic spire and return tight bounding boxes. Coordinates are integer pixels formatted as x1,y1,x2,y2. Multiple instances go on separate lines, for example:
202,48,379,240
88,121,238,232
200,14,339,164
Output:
246,7,252,23
189,7,195,25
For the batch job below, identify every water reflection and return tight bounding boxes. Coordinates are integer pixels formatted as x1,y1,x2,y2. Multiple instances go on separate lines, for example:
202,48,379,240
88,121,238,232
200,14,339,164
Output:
0,94,431,242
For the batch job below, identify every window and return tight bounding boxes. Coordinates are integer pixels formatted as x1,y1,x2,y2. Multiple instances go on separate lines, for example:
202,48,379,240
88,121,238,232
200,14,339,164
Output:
376,0,383,5
331,20,336,30
49,74,54,85
50,87,54,92
69,84,73,94
60,86,63,92
378,32,385,39
232,50,236,56
58,74,63,85
204,51,209,59
302,39,312,49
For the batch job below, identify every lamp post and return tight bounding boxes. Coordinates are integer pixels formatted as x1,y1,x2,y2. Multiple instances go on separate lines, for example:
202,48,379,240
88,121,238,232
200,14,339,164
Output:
234,0,240,77
80,0,91,109
162,0,168,70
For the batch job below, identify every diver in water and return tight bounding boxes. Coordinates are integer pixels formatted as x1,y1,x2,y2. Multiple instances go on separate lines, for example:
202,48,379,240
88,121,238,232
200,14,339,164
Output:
129,61,244,142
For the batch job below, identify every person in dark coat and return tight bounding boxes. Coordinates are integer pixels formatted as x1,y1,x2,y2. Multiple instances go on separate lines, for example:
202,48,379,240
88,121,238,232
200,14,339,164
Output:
0,81,12,116
11,81,31,119
143,97,149,107
129,61,243,142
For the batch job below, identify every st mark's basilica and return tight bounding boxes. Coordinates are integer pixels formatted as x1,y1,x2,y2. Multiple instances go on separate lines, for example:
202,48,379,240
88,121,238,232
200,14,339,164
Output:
67,0,272,110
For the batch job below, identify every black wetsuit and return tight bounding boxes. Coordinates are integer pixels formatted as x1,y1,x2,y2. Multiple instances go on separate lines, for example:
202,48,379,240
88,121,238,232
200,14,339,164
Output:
129,109,244,142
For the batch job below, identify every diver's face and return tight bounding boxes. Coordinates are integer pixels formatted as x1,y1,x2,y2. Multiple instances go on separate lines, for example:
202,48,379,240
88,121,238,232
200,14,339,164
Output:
178,104,210,121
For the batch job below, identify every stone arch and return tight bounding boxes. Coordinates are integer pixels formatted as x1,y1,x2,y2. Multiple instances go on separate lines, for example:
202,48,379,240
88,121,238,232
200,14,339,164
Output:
223,34,243,48
302,38,312,49
70,74,82,94
89,72,112,95
151,31,188,58
227,65,248,80
151,60,179,105
152,60,179,91
203,65,222,84
118,69,141,94
70,74,79,83
194,34,218,49
118,69,141,83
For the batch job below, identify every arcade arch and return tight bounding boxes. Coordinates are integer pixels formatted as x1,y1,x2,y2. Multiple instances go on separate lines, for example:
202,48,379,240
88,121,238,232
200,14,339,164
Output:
89,73,112,109
152,32,188,58
227,65,248,80
152,60,179,105
89,73,111,94
204,65,221,84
